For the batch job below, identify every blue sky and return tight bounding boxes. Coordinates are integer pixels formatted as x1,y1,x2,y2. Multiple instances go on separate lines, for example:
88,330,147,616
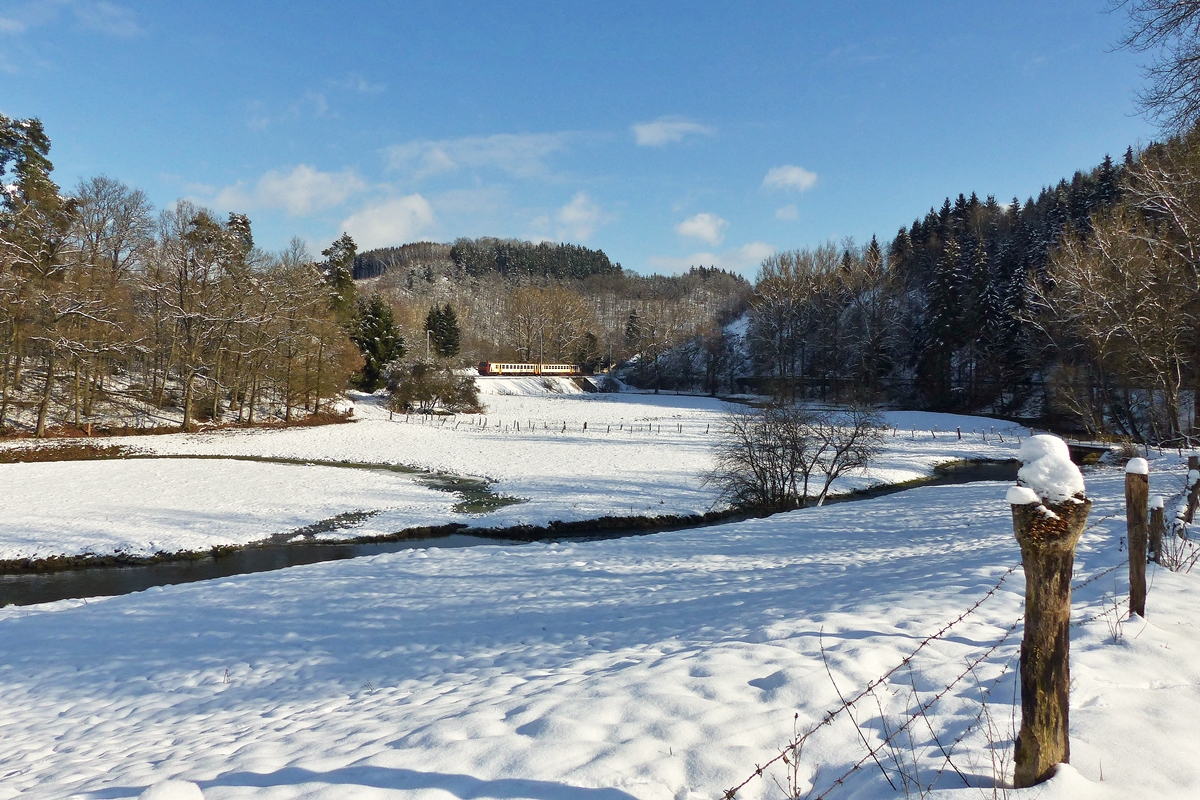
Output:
1,1,1158,276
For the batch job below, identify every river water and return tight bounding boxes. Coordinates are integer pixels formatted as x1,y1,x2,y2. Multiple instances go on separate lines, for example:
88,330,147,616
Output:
0,459,1018,608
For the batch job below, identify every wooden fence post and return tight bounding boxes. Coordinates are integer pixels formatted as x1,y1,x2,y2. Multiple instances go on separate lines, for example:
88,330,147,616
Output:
1126,458,1149,617
1149,497,1165,566
1009,490,1092,788
1184,455,1200,524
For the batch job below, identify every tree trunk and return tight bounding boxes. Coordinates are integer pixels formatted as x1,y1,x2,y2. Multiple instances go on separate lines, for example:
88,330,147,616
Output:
181,368,194,432
72,359,81,427
35,352,55,438
0,349,11,431
1185,455,1200,524
212,350,223,424
1127,470,1149,618
1011,496,1091,788
313,339,324,414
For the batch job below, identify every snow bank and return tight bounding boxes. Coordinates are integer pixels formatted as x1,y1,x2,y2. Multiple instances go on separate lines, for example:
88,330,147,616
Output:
475,376,586,395
1016,434,1085,504
138,781,203,800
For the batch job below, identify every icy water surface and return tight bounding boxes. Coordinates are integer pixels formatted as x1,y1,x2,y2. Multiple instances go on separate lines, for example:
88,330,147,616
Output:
0,459,1017,607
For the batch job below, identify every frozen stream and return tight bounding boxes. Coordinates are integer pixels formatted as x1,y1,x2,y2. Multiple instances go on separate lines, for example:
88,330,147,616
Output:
0,459,1017,607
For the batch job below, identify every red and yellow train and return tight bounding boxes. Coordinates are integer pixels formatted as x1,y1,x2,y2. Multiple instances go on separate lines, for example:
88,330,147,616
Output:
477,362,582,376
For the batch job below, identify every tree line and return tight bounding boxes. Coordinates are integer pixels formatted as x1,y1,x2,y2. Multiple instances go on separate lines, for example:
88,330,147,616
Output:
0,114,360,436
734,1,1200,443
359,242,751,386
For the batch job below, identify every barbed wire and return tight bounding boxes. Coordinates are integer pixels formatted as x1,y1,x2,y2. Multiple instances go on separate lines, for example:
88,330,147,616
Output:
722,563,1020,800
809,617,1023,800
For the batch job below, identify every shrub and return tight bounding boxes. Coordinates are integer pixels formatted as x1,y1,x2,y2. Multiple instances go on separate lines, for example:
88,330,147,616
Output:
387,362,482,414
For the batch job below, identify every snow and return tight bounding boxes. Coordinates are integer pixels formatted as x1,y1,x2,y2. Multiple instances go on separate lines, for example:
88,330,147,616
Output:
0,391,1027,562
476,376,588,395
1006,485,1041,505
0,459,458,562
1126,457,1149,475
139,781,204,800
1150,495,1165,510
723,313,749,339
1,463,1198,798
1016,434,1085,504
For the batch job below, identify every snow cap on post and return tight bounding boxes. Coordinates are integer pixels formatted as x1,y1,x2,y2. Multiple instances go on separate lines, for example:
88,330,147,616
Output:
1150,495,1165,510
1015,434,1086,505
1007,486,1041,506
1125,457,1149,475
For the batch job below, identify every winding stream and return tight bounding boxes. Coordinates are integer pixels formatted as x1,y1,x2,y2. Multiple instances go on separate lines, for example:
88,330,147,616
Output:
0,459,1018,608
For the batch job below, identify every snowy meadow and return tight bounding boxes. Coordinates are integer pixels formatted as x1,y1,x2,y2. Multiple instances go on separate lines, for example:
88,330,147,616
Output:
1,386,1198,799
0,379,1024,563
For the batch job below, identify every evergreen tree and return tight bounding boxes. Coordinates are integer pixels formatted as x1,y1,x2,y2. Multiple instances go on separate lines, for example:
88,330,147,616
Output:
424,303,461,358
625,308,641,349
351,293,404,392
321,232,358,324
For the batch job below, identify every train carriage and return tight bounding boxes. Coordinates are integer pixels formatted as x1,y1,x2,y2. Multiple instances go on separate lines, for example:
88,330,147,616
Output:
477,362,582,376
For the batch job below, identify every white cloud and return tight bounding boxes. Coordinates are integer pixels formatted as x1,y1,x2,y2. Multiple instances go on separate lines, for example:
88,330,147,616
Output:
332,76,386,94
340,194,435,250
775,204,799,220
763,165,818,192
556,191,607,242
631,116,713,147
1,1,142,37
73,1,141,36
213,165,367,217
386,133,570,180
648,241,776,277
674,212,728,246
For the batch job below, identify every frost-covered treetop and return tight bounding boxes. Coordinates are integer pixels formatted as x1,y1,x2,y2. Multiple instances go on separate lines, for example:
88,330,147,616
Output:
1014,434,1086,505
1126,457,1149,475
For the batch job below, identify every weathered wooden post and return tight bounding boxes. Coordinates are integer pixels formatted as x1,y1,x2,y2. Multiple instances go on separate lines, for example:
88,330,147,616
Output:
1126,457,1149,618
1008,435,1091,788
1149,496,1165,566
1184,455,1200,524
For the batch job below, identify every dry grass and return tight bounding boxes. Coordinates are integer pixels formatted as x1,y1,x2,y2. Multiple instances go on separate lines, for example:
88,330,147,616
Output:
0,442,132,464
0,409,352,442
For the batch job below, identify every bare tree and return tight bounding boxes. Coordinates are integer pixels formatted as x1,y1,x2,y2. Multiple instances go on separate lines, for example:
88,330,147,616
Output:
1119,0,1200,132
704,403,884,511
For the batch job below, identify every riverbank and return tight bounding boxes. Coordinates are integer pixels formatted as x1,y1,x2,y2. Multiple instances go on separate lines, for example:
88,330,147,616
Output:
0,459,1018,584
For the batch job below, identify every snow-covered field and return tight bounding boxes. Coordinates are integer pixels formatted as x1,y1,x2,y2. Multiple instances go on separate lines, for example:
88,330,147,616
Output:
1,459,1197,799
0,382,1026,561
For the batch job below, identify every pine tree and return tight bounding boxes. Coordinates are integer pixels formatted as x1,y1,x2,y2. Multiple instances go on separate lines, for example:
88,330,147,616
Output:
321,232,358,324
625,308,641,350
351,293,404,392
424,303,461,358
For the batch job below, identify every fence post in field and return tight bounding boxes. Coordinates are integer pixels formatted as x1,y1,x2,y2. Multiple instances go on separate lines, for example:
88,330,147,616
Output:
1126,458,1149,618
1184,455,1200,524
1008,435,1091,788
1149,496,1165,565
